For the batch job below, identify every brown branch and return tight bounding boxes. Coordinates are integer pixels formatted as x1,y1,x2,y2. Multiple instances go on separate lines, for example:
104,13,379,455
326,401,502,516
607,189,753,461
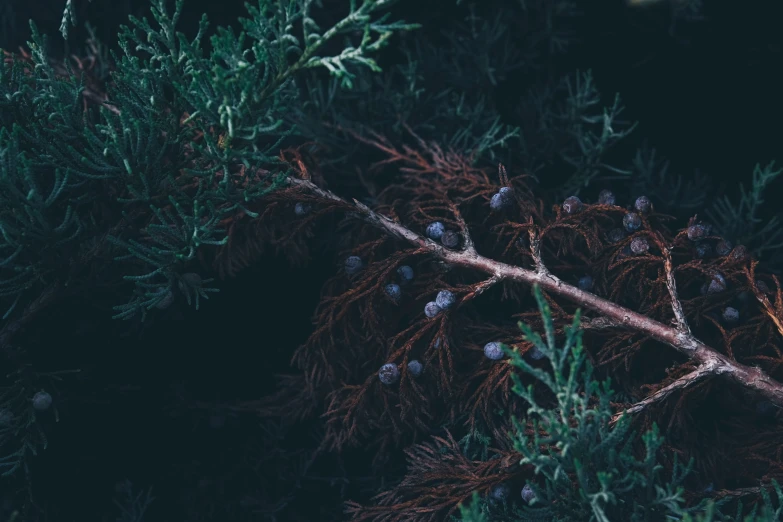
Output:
288,176,783,411
609,361,718,426
660,239,691,334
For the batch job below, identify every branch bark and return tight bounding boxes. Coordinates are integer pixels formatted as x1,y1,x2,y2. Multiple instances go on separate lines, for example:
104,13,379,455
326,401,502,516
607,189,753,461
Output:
289,176,783,412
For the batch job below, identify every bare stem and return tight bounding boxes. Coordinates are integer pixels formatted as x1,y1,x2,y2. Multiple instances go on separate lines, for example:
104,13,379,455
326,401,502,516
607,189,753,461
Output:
289,176,783,410
609,362,718,426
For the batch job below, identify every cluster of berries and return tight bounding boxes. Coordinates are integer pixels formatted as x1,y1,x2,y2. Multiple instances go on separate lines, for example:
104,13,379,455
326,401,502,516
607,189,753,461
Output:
686,223,747,262
483,341,544,361
489,483,537,505
562,192,654,256
489,186,513,211
425,221,461,249
384,265,415,303
378,360,424,385
424,290,456,317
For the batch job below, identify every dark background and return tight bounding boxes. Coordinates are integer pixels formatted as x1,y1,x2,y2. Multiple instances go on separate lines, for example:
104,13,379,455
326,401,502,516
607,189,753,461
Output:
2,0,783,520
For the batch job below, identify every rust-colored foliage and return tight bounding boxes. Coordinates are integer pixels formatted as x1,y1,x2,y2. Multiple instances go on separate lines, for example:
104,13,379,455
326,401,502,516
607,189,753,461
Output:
250,126,783,520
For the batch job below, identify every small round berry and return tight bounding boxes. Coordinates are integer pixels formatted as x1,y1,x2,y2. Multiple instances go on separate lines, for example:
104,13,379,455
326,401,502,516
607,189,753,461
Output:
436,290,456,310
687,224,708,241
426,222,445,240
623,212,642,232
598,189,615,206
707,272,727,294
484,342,504,360
490,484,510,501
397,265,414,283
294,202,311,216
630,237,649,254
385,283,401,302
562,196,583,215
32,391,52,411
578,275,593,291
695,243,712,259
425,301,442,318
729,245,748,262
756,280,771,294
499,187,512,197
722,306,739,324
490,192,508,211
407,360,423,377
634,195,652,214
378,363,400,385
441,230,460,248
607,228,626,243
715,239,733,256
345,256,363,275
521,484,536,504
528,346,546,360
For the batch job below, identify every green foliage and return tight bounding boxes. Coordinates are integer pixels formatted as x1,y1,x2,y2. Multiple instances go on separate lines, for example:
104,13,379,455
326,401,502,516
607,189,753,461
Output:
0,0,414,492
707,161,783,260
457,286,783,522
1,0,416,323
504,285,694,521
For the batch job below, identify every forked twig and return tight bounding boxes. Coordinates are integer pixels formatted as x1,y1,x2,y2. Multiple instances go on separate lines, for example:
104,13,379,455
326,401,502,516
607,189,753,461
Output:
288,177,783,414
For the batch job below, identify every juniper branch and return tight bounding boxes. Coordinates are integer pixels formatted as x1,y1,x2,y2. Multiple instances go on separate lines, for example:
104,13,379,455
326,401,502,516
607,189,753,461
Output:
288,175,783,414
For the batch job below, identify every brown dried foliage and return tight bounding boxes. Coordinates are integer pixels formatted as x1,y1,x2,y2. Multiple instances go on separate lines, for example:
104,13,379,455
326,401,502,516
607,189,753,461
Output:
244,124,783,520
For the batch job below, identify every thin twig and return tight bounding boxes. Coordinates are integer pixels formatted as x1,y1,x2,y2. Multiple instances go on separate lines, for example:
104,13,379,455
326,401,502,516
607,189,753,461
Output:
610,361,719,426
289,176,783,411
660,239,691,334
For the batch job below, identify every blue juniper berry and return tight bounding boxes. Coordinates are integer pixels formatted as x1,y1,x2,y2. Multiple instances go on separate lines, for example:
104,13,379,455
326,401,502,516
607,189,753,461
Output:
426,221,445,240
634,195,652,214
436,290,456,309
756,280,771,294
407,360,423,377
425,301,442,318
598,189,615,205
294,202,311,216
707,272,727,294
345,255,363,275
385,283,401,302
623,212,642,232
562,196,583,214
521,484,536,504
397,265,414,283
716,239,733,256
490,192,508,211
490,484,510,502
730,245,748,262
630,237,649,254
722,306,739,324
483,342,504,360
441,230,460,248
578,275,593,291
687,224,708,241
32,390,52,411
378,363,400,385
